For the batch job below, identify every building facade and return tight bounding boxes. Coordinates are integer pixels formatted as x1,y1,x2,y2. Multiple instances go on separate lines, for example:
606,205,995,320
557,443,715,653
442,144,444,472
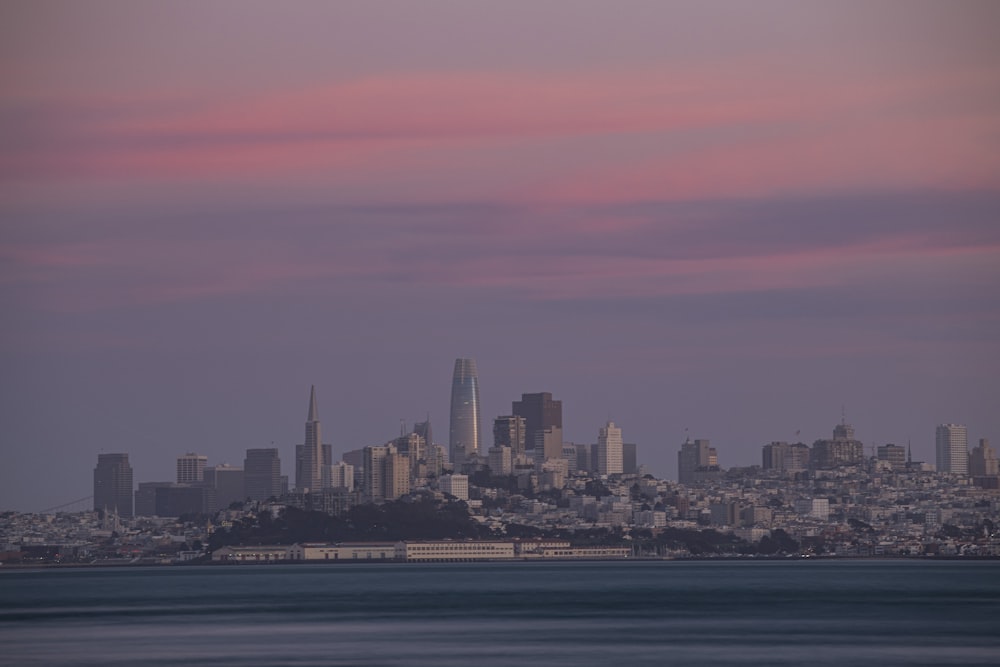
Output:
297,385,324,493
936,424,969,475
812,422,864,469
244,448,282,501
176,452,208,484
678,438,719,485
439,473,469,500
203,464,244,509
597,421,624,475
493,415,527,456
512,392,562,455
877,444,907,470
449,358,481,466
970,439,998,477
93,453,134,518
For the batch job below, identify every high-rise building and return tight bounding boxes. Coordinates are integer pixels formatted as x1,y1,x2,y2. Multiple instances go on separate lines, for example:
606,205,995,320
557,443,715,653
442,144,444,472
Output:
244,448,282,501
449,358,481,466
763,442,810,472
176,452,208,484
413,420,433,449
622,443,638,475
573,443,592,474
488,445,513,475
512,392,562,454
812,422,864,469
440,474,469,500
678,438,719,485
536,426,563,463
877,444,907,470
297,443,332,490
330,461,355,491
493,415,527,455
297,385,324,493
94,453,134,517
135,482,212,517
384,449,411,500
970,438,998,477
597,421,624,475
203,464,244,509
363,444,389,503
936,424,969,475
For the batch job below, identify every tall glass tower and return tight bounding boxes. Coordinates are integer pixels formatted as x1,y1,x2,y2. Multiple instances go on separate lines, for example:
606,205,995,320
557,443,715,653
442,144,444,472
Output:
449,358,481,466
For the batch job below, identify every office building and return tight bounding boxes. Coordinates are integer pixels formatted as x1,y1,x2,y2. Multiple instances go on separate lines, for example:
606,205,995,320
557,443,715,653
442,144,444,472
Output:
384,449,411,500
536,425,563,463
678,438,720,485
449,358,481,466
488,445,512,475
597,421,624,475
622,443,637,475
936,424,969,475
439,473,469,501
877,444,907,470
413,420,432,449
572,443,592,474
297,385,324,493
363,444,389,503
176,452,208,484
94,453,133,518
512,392,562,454
330,461,355,491
812,422,864,469
970,439,998,477
297,443,332,491
203,464,245,510
763,442,811,473
244,448,282,501
493,415,527,456
135,482,212,517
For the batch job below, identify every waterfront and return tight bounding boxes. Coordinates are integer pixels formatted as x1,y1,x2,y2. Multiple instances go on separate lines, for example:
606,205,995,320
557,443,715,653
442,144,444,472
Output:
2,560,998,666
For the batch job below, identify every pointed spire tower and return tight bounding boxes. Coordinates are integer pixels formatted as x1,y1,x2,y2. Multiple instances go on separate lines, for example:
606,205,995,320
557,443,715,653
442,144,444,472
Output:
308,384,319,423
301,385,323,493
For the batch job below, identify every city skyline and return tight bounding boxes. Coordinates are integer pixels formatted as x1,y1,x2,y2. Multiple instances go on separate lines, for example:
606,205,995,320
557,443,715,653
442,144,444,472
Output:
2,2,999,512
5,363,999,512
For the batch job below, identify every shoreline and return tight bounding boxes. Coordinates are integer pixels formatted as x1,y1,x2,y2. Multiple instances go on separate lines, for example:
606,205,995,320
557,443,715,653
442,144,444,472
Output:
4,553,999,571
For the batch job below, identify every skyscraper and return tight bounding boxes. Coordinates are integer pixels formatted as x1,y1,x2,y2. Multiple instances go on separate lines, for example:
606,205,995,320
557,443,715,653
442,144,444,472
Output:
298,385,323,493
622,442,638,475
493,415,527,455
93,453,133,517
970,439,998,477
512,392,562,453
413,420,432,449
678,438,719,485
203,464,245,509
597,421,624,475
176,452,208,484
449,358,481,466
936,424,969,475
244,448,282,501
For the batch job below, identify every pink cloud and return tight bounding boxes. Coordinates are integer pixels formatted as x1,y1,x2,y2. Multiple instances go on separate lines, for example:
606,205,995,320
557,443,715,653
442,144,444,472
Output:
6,62,995,201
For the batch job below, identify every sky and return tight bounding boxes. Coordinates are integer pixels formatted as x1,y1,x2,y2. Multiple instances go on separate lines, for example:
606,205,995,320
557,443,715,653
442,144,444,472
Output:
2,1,999,512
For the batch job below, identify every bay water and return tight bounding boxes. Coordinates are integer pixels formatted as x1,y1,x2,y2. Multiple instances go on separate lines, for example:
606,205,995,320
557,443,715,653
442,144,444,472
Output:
1,560,998,666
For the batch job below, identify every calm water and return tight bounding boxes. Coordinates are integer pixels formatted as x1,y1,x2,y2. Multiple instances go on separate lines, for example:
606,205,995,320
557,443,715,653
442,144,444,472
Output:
1,560,998,666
